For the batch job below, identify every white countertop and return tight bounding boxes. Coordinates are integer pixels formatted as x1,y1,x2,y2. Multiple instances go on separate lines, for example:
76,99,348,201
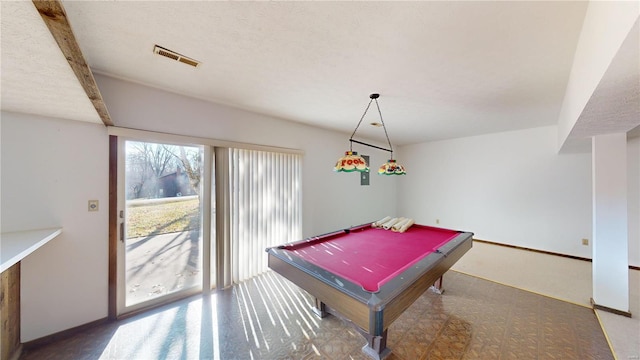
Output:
1,228,62,273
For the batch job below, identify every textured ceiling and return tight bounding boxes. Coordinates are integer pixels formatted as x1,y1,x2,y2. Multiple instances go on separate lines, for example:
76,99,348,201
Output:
1,1,637,146
60,1,589,145
569,19,640,139
0,1,101,124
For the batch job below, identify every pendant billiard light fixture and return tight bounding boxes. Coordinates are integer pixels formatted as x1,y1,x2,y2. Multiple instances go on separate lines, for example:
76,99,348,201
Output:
334,93,406,175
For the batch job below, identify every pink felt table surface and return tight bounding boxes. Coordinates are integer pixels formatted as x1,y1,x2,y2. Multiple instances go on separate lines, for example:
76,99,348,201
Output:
287,225,459,292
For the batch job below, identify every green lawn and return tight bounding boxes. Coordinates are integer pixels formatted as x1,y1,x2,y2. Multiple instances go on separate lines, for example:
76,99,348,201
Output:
126,198,200,238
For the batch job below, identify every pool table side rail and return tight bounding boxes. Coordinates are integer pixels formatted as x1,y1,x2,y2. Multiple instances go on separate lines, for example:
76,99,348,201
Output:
266,246,373,303
380,231,473,329
276,223,372,251
267,252,373,331
375,231,473,301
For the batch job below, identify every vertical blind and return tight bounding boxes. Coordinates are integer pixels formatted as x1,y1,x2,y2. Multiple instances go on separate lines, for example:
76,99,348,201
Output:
229,148,302,282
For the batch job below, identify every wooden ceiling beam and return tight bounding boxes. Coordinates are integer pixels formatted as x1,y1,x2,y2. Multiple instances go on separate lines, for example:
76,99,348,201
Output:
32,0,114,126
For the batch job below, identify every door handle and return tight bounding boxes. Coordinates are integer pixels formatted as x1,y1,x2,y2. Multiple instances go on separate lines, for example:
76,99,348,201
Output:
119,210,124,242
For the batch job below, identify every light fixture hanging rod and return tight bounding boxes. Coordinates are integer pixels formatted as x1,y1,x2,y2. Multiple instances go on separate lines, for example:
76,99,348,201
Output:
349,98,374,144
349,139,392,153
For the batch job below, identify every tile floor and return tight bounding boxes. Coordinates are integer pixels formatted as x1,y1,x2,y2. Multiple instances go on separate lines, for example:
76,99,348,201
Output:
20,270,612,360
451,241,639,359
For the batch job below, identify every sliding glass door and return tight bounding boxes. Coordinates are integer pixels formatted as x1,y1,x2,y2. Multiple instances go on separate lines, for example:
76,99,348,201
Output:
117,138,208,314
110,130,301,317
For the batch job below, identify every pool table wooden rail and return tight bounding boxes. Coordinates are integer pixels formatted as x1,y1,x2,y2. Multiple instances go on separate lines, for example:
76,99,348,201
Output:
268,254,372,330
380,232,472,329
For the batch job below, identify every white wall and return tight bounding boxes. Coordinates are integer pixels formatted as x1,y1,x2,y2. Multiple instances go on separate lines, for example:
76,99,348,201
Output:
95,74,397,237
1,112,109,342
397,125,594,258
629,135,640,266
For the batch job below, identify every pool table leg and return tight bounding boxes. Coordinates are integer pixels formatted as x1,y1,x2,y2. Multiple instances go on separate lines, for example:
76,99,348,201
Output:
313,300,391,360
431,275,444,294
360,329,391,360
312,298,328,318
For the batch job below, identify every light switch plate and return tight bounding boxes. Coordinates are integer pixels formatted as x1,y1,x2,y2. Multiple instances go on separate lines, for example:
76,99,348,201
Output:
361,156,370,186
88,200,99,212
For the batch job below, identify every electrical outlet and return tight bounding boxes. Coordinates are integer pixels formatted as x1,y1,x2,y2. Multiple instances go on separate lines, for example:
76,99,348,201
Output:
582,238,589,246
436,219,440,224
88,200,99,212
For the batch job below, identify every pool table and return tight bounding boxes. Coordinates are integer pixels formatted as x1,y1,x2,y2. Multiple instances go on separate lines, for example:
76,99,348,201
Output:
266,223,473,360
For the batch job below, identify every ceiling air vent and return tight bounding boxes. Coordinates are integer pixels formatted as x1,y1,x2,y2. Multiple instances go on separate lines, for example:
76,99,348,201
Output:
153,45,200,68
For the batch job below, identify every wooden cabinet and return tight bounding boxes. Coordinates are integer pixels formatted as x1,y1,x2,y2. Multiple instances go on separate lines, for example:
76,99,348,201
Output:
1,263,21,360
0,228,62,360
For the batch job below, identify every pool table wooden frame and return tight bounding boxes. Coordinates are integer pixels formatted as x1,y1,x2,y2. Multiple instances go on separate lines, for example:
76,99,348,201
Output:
266,224,473,360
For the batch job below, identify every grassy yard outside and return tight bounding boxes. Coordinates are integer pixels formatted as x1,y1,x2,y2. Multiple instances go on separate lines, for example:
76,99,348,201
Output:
126,196,200,238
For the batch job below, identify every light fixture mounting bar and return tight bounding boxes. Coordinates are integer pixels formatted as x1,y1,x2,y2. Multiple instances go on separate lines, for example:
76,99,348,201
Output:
349,139,392,153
